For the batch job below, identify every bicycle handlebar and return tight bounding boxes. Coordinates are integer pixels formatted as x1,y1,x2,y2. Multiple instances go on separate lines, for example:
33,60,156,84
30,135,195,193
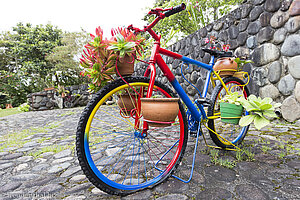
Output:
164,3,186,17
128,3,186,37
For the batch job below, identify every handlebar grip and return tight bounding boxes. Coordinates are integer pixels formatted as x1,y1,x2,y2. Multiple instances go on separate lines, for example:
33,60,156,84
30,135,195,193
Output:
164,3,186,17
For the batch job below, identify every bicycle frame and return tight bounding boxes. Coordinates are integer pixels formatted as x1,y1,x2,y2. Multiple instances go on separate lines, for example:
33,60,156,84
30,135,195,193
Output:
142,38,229,129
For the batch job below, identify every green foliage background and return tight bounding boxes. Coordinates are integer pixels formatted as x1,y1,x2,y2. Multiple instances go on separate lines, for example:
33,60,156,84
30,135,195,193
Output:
0,23,88,107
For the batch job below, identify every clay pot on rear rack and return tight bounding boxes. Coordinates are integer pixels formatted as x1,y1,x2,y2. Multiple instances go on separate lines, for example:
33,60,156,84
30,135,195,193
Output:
140,98,179,127
213,57,237,77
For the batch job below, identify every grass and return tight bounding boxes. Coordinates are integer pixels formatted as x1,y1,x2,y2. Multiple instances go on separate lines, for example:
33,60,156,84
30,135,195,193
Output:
27,144,74,158
0,108,22,117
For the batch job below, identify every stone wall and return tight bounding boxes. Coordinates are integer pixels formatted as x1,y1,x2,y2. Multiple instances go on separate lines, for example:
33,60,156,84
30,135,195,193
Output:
27,84,90,111
135,0,300,122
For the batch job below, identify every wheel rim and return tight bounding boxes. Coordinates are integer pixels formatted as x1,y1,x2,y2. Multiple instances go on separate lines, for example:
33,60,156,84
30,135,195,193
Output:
213,80,248,145
84,82,185,190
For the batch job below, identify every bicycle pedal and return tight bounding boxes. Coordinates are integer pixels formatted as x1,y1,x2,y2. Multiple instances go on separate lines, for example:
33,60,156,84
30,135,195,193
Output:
196,97,211,107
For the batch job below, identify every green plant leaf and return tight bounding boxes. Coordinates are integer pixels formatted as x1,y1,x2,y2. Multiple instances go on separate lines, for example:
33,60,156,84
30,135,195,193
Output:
239,115,255,127
263,110,278,118
115,34,125,43
254,115,270,130
259,104,272,110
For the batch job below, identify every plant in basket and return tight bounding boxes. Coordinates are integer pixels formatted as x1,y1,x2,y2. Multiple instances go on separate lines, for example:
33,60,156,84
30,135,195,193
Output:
108,27,145,76
80,27,145,93
220,92,244,125
80,27,117,93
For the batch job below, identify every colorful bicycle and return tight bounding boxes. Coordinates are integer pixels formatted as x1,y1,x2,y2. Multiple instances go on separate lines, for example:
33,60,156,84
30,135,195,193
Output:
76,3,250,195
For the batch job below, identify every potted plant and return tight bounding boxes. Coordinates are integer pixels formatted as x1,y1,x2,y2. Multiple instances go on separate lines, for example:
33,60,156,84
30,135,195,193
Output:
239,95,281,130
233,58,253,80
219,92,244,125
108,28,145,76
80,27,145,93
140,95,180,127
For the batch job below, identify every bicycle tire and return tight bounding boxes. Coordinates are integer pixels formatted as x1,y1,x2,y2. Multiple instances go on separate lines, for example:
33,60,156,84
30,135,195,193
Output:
207,77,250,148
76,76,188,196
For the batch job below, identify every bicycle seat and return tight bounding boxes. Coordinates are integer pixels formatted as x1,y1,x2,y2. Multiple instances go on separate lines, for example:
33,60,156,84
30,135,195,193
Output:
202,48,233,58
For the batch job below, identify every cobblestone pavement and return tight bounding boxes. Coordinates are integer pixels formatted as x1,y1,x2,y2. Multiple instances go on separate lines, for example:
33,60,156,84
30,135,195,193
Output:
0,107,299,200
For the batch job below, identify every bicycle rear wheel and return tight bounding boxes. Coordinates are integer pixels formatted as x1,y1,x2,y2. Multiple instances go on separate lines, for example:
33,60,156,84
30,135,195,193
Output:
76,77,188,195
207,77,250,149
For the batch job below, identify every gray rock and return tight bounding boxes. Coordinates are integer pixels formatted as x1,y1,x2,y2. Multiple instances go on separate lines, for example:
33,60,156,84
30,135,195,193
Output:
38,183,63,193
270,10,289,28
60,166,81,178
236,184,269,200
259,12,272,27
281,0,293,11
288,56,300,79
65,183,91,194
53,149,72,159
254,0,265,5
257,26,274,43
213,21,223,31
259,84,280,99
228,25,239,39
123,190,153,200
157,194,189,200
247,21,261,35
32,163,50,171
252,67,268,86
175,42,181,52
278,74,295,96
197,188,233,200
264,0,281,12
273,28,287,44
199,28,207,38
237,32,248,46
48,162,71,173
219,30,228,41
229,40,238,49
286,16,300,33
234,47,250,59
281,96,300,122
238,18,249,31
241,4,253,18
1,153,23,160
295,81,300,103
281,35,300,56
268,61,282,83
0,163,14,170
247,36,257,49
11,174,40,181
16,156,33,162
250,6,264,21
0,182,22,193
191,36,198,46
251,43,280,66
289,0,300,16
206,24,213,32
233,8,241,20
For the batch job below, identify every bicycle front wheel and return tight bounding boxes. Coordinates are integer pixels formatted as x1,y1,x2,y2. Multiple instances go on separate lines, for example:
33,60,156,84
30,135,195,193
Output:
76,77,188,195
207,77,250,149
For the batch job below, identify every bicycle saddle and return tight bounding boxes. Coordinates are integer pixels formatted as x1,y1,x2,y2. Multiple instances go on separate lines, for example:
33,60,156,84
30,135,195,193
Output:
202,48,233,58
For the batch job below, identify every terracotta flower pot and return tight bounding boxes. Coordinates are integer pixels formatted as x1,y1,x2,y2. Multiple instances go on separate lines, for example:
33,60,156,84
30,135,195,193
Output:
116,55,135,76
117,94,138,115
141,98,179,127
214,57,238,77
